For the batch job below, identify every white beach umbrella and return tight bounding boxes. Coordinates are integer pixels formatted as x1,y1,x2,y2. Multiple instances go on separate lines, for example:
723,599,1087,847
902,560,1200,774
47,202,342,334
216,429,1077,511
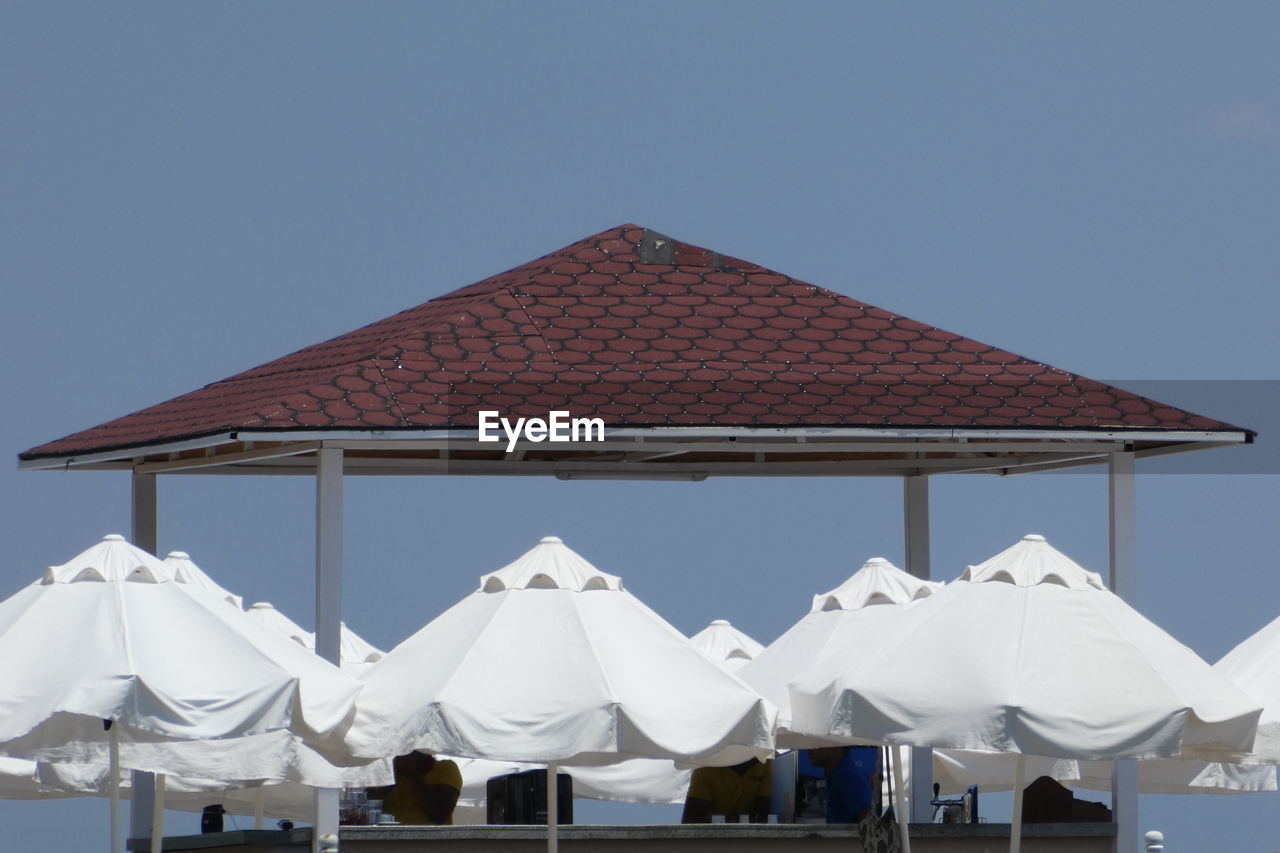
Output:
738,555,1269,804
345,536,774,765
737,557,938,841
1215,611,1280,763
0,535,371,852
689,619,764,672
123,553,392,833
166,552,385,674
739,556,939,741
243,601,384,675
449,615,765,812
341,536,775,852
164,551,245,610
1,548,391,842
788,534,1263,852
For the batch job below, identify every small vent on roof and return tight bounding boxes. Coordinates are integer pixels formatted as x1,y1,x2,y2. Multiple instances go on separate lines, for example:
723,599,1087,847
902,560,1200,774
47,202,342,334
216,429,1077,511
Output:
482,577,506,593
527,573,559,589
638,229,674,264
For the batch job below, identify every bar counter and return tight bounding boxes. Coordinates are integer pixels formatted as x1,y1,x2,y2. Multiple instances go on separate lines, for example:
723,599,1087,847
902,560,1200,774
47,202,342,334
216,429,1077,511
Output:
129,822,1116,853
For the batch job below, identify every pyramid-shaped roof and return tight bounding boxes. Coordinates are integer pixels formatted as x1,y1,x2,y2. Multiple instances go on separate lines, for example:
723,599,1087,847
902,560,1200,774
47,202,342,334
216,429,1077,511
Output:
21,224,1243,463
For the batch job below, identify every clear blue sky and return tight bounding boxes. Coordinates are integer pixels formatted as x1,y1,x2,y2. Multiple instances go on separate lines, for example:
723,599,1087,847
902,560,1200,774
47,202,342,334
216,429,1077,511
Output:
3,2,1278,849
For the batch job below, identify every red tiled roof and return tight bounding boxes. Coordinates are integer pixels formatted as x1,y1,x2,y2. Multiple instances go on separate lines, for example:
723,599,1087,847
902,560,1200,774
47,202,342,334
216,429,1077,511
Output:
21,224,1241,460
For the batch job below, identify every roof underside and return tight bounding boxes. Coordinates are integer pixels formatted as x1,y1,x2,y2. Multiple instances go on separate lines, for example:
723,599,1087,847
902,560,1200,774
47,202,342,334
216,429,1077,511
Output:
20,224,1249,477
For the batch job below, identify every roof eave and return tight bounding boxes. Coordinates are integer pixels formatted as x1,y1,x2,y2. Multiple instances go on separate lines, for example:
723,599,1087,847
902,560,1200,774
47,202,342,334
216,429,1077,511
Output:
17,424,1252,475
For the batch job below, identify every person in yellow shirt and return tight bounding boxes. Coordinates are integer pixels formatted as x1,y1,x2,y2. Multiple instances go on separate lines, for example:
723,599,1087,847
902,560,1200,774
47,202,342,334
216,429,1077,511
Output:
368,751,463,825
681,758,772,823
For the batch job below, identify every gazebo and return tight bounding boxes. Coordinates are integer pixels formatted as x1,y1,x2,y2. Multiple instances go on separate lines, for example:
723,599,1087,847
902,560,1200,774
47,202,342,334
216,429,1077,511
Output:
19,224,1252,853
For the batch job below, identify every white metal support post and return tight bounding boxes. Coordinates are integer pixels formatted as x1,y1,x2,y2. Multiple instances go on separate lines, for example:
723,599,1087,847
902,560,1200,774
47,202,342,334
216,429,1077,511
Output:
902,474,933,823
313,448,344,852
1109,450,1138,853
130,471,157,847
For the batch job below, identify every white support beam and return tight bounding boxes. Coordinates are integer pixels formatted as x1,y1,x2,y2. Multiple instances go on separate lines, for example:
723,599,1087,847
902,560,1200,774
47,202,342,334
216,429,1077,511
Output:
315,447,344,663
313,448,343,853
129,472,157,847
1109,450,1138,853
903,474,933,824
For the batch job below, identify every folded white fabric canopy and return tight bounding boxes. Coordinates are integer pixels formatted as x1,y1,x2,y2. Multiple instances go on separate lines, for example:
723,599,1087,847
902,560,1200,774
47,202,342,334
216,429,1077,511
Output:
29,744,389,821
340,535,776,767
1062,757,1276,795
926,749,1276,796
789,535,1262,763
451,755,690,808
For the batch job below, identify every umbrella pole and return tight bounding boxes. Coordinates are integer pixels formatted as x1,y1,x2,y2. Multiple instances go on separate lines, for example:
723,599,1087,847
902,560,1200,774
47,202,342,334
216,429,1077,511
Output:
892,745,911,853
1009,753,1026,853
546,762,558,853
255,787,265,830
109,724,121,853
150,774,166,853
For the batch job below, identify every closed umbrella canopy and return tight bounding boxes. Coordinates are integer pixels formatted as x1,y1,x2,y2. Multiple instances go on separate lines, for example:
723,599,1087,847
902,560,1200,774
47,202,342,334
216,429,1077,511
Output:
341,536,775,767
789,534,1262,763
689,619,764,672
0,535,364,780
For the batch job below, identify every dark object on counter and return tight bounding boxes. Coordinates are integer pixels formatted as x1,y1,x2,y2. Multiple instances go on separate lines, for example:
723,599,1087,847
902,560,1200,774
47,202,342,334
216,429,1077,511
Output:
486,769,573,825
1022,776,1113,823
200,804,226,833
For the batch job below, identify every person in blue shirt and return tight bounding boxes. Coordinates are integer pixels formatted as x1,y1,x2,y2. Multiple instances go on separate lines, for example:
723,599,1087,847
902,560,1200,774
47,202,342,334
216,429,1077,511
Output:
806,746,881,823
